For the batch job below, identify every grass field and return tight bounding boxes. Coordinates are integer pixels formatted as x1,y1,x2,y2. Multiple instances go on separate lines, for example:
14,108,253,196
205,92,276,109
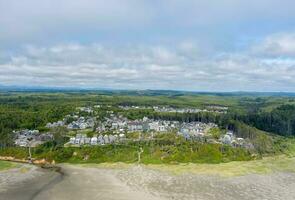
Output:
0,161,18,171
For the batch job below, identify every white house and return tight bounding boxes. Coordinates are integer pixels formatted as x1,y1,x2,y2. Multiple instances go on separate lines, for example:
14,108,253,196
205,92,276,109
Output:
69,137,76,144
91,137,98,145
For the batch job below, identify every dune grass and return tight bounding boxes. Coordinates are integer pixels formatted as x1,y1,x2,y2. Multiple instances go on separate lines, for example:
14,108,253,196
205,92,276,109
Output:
71,155,295,178
0,161,18,171
146,155,295,177
67,162,133,170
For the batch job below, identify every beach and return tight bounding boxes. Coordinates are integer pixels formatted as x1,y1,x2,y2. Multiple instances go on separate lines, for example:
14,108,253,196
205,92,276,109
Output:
0,163,60,200
1,162,295,200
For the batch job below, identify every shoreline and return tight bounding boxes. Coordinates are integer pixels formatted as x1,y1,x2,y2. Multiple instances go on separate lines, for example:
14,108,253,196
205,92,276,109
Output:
1,157,295,200
0,163,62,200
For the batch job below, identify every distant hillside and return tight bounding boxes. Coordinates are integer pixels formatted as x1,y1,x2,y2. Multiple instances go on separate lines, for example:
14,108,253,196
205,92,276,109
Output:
1,85,295,97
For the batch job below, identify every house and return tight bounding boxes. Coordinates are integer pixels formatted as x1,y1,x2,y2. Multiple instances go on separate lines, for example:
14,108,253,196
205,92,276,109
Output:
69,137,76,144
111,122,119,130
96,124,106,132
148,121,159,131
158,125,166,132
46,120,65,128
127,121,143,132
78,107,93,113
84,137,91,145
80,138,85,145
118,133,125,141
221,134,232,145
14,129,51,147
91,137,98,145
40,133,53,141
226,131,234,137
15,137,28,147
98,135,104,144
103,135,109,143
75,138,80,145
109,135,116,143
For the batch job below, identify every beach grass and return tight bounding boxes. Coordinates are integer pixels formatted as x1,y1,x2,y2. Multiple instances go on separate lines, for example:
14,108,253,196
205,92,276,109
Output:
67,162,133,169
146,155,295,177
69,155,295,178
0,161,18,171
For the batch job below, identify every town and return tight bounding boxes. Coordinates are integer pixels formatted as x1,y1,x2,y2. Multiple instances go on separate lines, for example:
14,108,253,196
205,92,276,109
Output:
13,105,250,149
119,105,228,114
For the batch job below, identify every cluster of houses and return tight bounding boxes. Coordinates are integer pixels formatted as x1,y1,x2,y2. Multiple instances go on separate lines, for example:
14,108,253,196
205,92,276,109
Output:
68,133,126,146
119,105,228,114
220,131,254,149
13,104,253,148
46,120,65,128
119,105,204,113
177,122,216,140
45,104,228,133
207,105,228,110
177,125,252,149
153,106,203,113
46,106,96,130
14,129,53,147
97,115,230,142
78,107,94,113
67,116,95,129
96,115,180,133
46,116,95,130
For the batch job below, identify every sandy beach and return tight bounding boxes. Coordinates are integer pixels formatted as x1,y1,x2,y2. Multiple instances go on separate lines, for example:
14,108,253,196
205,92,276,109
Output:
1,162,295,200
0,164,60,200
33,164,160,200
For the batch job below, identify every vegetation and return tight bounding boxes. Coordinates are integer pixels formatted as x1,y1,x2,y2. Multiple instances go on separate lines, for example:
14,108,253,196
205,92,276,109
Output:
0,139,253,164
238,104,295,136
1,91,295,164
147,155,295,177
0,160,18,171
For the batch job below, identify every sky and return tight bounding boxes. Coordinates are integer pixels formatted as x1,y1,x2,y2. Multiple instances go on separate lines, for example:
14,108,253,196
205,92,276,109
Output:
1,0,295,92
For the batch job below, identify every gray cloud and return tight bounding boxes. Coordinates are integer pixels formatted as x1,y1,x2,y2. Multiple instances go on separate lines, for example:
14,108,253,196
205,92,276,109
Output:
1,0,295,46
1,40,295,91
251,32,295,57
0,0,154,45
1,0,295,91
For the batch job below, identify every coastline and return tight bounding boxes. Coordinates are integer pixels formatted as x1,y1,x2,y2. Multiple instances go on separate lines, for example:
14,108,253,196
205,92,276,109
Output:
0,163,61,200
1,157,295,200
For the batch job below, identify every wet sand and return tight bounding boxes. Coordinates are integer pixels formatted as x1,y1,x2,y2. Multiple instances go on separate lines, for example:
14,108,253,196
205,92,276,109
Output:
0,164,60,200
33,165,160,200
118,165,295,200
1,163,295,200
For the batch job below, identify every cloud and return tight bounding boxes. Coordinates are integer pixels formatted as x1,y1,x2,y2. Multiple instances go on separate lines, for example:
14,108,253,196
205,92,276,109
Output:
0,0,154,45
1,40,295,91
1,1,295,91
251,32,295,57
1,0,295,47
157,0,295,26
